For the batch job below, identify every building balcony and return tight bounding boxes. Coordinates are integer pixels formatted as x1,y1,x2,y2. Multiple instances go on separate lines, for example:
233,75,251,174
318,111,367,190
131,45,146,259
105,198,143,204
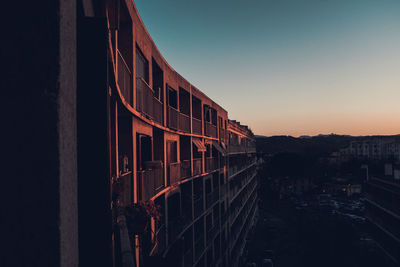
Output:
168,217,183,244
228,159,256,178
145,223,166,255
168,162,181,186
194,237,205,262
180,159,191,179
247,146,256,153
219,128,225,142
192,117,202,135
221,212,227,225
137,167,164,201
229,144,257,154
118,171,133,206
136,77,163,125
179,112,191,133
194,197,204,218
228,144,245,154
206,225,219,245
153,97,163,125
206,190,219,209
366,178,400,215
181,213,193,230
193,158,202,176
368,177,400,194
167,106,179,130
365,201,400,244
205,122,217,138
205,157,218,173
117,50,132,106
184,249,193,267
212,189,219,203
220,187,225,199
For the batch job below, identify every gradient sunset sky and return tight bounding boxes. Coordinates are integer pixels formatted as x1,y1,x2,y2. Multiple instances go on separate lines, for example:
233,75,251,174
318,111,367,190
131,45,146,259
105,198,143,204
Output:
135,0,400,137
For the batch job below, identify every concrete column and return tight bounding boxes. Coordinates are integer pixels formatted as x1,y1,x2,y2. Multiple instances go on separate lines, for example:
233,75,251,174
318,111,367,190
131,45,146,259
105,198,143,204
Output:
4,1,78,266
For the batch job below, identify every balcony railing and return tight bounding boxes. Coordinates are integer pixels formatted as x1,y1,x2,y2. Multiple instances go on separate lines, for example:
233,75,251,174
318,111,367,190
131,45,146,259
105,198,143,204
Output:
136,77,163,125
192,117,202,135
168,217,183,244
194,237,205,261
155,224,166,253
247,146,256,153
228,144,257,154
205,157,218,173
368,178,400,194
153,97,163,125
221,212,227,225
117,50,132,106
136,78,152,118
138,167,164,201
205,122,217,138
366,191,400,216
168,162,181,186
143,223,166,255
194,197,204,218
212,189,219,203
179,112,191,133
206,190,219,209
193,158,202,176
228,159,257,178
219,128,225,141
220,183,227,197
118,171,133,206
168,106,179,130
228,144,244,154
206,225,219,244
206,192,213,209
181,213,193,230
181,159,191,179
184,249,193,267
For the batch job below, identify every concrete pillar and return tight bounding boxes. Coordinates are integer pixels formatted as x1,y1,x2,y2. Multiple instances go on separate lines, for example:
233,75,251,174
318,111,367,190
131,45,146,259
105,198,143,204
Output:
4,1,78,266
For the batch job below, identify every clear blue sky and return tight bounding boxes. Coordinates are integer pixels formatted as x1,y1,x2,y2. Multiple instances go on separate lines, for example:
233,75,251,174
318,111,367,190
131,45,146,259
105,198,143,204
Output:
135,0,400,136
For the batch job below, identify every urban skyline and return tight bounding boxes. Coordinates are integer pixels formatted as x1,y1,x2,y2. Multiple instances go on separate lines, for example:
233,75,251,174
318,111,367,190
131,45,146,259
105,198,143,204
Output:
135,0,400,137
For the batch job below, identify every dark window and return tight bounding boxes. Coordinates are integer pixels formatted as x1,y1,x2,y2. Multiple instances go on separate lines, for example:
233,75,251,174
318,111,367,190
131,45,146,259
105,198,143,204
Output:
211,108,217,125
136,45,149,83
167,86,178,109
136,134,152,170
179,87,190,115
152,58,163,101
204,105,211,123
192,96,202,120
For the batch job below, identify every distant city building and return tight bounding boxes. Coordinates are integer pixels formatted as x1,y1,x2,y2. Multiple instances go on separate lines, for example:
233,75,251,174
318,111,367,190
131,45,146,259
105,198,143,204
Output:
340,139,400,161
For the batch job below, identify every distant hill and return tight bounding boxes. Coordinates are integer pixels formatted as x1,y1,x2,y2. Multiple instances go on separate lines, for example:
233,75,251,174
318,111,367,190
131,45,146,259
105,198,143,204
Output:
256,134,400,157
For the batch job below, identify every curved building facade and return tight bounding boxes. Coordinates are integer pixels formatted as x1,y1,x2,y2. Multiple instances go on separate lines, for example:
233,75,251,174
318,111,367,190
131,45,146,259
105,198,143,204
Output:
4,0,257,266
85,1,258,266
